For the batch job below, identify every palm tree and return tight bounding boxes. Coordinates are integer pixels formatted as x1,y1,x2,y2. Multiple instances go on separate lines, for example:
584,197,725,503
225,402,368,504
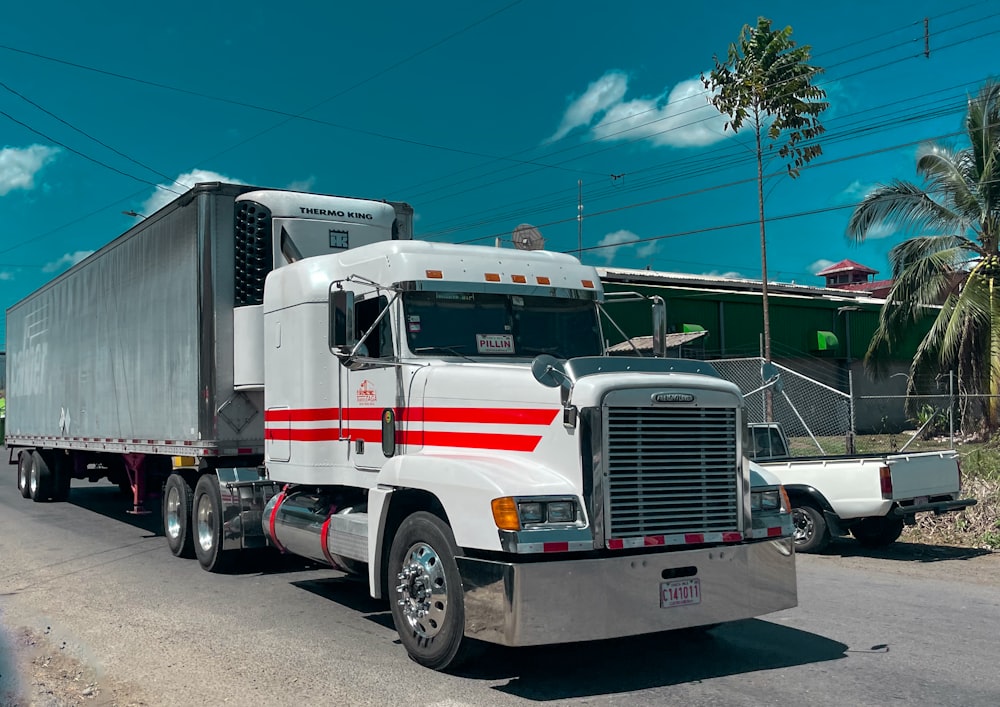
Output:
847,81,1000,436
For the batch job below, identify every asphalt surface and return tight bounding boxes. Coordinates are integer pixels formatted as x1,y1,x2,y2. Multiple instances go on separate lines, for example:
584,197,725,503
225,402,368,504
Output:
1,475,999,706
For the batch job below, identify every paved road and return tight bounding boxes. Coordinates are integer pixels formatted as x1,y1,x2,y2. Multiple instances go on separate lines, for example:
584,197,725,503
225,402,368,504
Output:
1,476,999,706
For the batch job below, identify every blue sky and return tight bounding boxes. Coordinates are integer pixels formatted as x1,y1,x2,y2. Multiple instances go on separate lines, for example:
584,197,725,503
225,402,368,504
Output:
2,1,999,346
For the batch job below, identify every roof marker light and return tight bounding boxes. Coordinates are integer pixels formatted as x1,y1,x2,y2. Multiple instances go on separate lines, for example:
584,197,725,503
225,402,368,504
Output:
485,273,501,282
425,269,443,279
582,279,595,288
511,274,526,283
536,276,551,285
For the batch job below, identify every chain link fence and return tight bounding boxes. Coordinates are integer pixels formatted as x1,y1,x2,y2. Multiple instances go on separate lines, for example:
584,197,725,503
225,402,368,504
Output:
709,358,984,456
712,358,852,456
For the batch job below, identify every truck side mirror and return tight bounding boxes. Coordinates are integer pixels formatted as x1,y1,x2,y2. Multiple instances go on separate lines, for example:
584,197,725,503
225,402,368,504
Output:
329,288,356,353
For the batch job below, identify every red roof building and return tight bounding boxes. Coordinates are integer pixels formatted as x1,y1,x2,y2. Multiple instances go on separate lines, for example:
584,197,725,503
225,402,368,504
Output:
816,259,893,298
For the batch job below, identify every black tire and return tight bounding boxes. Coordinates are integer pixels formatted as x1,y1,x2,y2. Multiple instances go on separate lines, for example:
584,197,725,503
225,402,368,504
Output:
163,474,196,558
850,516,905,548
192,474,233,572
28,450,56,502
792,504,830,553
17,451,31,499
388,512,473,671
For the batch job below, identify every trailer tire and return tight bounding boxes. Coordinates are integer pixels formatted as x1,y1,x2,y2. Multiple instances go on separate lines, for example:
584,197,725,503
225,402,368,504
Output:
792,503,830,553
193,474,233,573
163,474,196,559
850,516,905,548
17,451,31,499
389,512,474,671
28,450,56,502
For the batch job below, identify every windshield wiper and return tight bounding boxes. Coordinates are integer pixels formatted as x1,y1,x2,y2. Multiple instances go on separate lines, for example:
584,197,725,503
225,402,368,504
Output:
412,345,476,362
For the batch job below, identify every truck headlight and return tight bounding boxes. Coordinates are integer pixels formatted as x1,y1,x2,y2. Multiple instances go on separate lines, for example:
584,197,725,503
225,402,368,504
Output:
751,487,790,513
491,496,582,529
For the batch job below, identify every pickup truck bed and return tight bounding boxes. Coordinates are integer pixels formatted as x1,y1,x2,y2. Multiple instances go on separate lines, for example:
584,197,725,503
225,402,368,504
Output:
752,426,975,552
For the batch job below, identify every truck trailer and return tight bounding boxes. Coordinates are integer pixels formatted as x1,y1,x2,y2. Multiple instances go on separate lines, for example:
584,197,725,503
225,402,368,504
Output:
7,182,797,670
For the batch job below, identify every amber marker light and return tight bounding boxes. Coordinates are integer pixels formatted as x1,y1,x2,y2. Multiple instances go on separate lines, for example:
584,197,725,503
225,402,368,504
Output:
536,276,551,285
485,273,501,282
425,269,443,279
581,279,595,288
491,497,520,530
511,274,527,283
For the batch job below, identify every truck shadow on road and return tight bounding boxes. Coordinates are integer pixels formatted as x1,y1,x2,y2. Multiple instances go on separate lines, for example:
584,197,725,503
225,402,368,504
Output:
469,621,847,699
291,576,846,699
821,538,992,562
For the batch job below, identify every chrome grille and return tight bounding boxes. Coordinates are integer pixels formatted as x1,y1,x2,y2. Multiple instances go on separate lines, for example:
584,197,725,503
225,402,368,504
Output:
605,406,739,537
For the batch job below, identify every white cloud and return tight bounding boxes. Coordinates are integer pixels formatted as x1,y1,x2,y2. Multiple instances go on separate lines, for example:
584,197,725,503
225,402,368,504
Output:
703,269,743,279
286,177,316,192
142,169,247,215
594,229,658,264
0,271,14,281
0,145,61,196
864,222,896,239
550,72,729,148
595,229,638,263
809,259,835,275
547,72,629,143
839,179,876,203
43,250,94,273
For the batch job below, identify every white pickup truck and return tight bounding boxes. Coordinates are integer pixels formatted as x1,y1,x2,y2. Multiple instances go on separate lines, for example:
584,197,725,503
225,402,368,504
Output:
749,423,976,552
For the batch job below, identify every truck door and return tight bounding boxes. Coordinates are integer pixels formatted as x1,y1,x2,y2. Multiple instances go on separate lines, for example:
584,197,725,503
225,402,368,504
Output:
343,294,401,470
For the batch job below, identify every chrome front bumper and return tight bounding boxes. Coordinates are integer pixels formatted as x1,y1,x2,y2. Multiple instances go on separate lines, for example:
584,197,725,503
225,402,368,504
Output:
458,538,796,647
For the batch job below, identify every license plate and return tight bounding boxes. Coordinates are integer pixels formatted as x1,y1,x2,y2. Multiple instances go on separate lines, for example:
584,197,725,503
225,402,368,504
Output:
660,578,701,608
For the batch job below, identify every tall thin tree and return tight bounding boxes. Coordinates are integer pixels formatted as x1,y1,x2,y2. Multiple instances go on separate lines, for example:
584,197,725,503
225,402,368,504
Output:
703,18,828,370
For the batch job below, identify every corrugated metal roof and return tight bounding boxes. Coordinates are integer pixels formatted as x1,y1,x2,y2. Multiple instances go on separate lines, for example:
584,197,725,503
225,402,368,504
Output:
607,330,708,353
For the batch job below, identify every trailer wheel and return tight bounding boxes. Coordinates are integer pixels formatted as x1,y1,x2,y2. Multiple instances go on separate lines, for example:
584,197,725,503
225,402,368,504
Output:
17,451,31,499
791,503,830,553
388,512,473,671
163,474,196,558
28,450,57,502
850,516,905,548
193,474,233,572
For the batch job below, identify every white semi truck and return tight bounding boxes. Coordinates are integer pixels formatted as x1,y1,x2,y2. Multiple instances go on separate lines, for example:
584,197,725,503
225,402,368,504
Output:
6,182,797,670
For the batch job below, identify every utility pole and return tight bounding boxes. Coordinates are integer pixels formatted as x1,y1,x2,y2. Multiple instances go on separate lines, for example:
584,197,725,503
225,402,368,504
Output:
577,179,583,260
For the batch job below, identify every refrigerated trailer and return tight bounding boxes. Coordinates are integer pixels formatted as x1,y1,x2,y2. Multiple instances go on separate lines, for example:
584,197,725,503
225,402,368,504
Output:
6,182,796,670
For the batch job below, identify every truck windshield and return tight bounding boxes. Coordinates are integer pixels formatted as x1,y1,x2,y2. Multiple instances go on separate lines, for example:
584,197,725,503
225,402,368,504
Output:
402,291,602,359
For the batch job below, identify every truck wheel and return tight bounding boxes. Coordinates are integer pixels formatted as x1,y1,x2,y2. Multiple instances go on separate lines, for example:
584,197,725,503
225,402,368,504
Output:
389,512,472,671
163,474,196,558
17,451,31,499
192,474,233,572
851,516,905,548
792,504,830,553
28,450,55,502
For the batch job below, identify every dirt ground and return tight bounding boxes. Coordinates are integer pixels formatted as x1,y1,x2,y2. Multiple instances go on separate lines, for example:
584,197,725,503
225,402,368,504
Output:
0,626,149,707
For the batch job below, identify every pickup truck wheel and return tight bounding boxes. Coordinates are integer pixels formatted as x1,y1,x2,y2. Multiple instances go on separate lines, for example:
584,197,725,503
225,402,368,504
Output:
17,451,32,499
28,450,55,502
163,474,196,558
792,504,830,553
850,516,905,548
389,512,473,671
192,474,233,573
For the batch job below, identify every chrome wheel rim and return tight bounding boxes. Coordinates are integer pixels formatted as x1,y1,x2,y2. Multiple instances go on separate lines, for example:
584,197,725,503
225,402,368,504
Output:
395,542,448,639
196,494,214,552
165,485,182,540
792,508,813,546
28,462,38,495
